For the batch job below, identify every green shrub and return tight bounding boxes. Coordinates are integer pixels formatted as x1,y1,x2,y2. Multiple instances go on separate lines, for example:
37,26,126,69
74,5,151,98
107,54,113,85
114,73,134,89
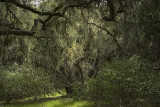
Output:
0,64,54,103
73,55,160,106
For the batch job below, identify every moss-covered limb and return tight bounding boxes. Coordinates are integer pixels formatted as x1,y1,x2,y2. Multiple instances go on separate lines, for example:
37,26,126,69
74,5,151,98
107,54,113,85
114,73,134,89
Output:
0,30,35,36
0,0,52,15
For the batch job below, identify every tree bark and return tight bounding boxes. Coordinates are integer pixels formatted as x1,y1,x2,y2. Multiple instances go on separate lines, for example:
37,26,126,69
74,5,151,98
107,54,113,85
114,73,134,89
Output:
65,86,73,95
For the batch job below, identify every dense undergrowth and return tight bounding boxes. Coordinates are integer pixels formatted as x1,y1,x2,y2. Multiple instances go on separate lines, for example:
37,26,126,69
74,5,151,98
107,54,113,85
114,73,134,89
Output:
0,64,54,104
0,55,160,107
73,55,160,107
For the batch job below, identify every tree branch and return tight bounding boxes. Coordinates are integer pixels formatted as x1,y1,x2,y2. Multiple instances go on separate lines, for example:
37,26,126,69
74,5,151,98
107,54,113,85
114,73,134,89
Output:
0,30,52,40
87,22,113,36
87,22,121,51
40,0,94,29
0,30,35,36
102,0,115,21
44,0,94,23
0,0,52,15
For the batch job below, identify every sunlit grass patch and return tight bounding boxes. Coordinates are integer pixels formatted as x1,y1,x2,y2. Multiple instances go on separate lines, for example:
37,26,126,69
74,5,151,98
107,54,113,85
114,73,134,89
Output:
3,98,94,107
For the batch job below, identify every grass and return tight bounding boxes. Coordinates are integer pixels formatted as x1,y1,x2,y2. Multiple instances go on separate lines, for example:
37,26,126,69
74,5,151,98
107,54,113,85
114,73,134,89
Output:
0,90,94,107
2,98,94,107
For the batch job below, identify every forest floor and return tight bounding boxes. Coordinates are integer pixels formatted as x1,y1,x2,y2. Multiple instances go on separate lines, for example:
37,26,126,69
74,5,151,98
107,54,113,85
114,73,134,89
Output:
2,97,94,107
0,92,94,107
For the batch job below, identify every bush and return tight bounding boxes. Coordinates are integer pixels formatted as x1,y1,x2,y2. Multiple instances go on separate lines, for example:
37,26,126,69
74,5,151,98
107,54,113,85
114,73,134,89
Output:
0,63,54,103
73,55,160,107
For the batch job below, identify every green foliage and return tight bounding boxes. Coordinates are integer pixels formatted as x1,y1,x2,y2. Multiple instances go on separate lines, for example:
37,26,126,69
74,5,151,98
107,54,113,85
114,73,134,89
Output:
0,64,54,103
117,0,160,59
0,0,160,105
73,56,160,106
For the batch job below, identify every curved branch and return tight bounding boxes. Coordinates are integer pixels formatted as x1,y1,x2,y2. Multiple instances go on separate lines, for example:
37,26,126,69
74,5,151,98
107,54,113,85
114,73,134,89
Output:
43,0,94,23
87,22,121,51
0,30,35,36
0,0,52,15
0,30,51,40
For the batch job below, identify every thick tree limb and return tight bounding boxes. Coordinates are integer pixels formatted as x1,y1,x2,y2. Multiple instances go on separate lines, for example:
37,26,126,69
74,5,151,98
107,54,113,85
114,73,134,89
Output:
88,51,100,78
43,0,94,24
0,30,35,36
0,0,120,23
0,30,52,40
0,0,52,15
102,0,115,21
0,0,93,17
